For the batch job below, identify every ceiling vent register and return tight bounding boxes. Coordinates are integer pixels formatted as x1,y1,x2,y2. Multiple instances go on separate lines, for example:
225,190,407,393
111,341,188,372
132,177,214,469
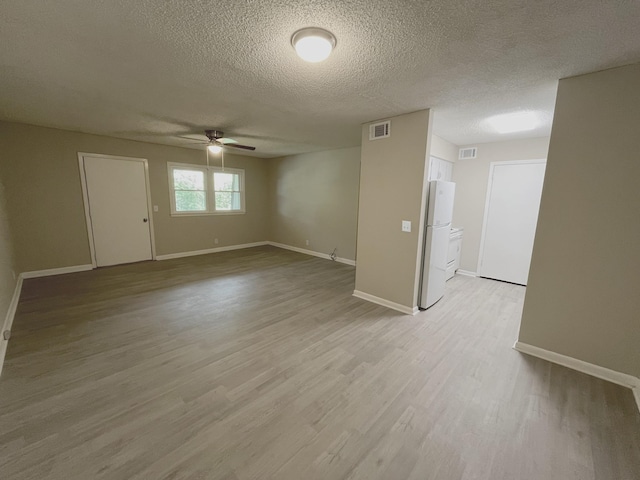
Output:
459,147,477,160
369,121,391,140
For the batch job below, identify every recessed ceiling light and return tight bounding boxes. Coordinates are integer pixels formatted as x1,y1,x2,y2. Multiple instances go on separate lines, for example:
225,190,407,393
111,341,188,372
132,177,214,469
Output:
291,28,336,63
486,111,539,134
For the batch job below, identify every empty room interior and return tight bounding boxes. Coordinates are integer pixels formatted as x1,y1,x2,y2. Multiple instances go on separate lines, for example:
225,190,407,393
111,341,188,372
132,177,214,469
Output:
1,1,639,479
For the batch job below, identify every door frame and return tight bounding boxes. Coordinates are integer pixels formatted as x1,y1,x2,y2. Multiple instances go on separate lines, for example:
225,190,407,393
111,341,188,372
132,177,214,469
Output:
477,159,546,276
78,152,157,268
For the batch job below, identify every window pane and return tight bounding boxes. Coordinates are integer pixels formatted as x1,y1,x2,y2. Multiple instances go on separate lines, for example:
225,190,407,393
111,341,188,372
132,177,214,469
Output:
215,192,232,210
173,169,204,190
231,192,241,210
214,172,238,192
175,191,206,211
214,192,241,211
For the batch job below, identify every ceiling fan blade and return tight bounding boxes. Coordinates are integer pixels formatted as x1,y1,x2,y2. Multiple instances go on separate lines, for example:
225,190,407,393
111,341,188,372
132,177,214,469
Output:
225,143,256,151
179,134,209,141
218,138,238,144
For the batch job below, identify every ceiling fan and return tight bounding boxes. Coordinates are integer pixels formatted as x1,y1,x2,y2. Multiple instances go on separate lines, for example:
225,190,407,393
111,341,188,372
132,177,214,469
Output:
196,129,256,152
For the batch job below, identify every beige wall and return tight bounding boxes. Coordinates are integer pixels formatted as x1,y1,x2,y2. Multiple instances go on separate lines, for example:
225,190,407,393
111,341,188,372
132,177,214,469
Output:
452,137,550,272
430,134,458,163
519,63,640,378
268,147,360,261
0,122,269,272
0,169,17,368
355,110,432,309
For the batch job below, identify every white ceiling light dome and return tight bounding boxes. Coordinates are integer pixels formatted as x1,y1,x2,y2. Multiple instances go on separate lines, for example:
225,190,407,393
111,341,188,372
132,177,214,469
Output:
486,111,540,134
291,27,337,63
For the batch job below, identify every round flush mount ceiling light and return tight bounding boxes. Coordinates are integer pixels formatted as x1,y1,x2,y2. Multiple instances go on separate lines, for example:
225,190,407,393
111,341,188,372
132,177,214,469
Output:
291,28,336,63
486,111,540,134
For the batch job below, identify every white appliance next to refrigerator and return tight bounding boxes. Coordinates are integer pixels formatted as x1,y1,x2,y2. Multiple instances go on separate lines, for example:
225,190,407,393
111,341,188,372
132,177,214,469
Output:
419,180,456,309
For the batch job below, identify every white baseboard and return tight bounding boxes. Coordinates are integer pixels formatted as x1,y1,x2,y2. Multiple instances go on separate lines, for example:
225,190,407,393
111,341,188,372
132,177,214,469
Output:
21,264,94,279
146,240,358,266
267,242,356,266
456,269,477,277
352,290,418,316
0,275,24,377
513,341,640,390
156,242,269,261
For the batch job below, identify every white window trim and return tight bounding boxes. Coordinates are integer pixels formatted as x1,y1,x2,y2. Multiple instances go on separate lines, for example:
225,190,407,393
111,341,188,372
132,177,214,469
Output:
167,163,209,215
167,162,246,216
211,166,246,215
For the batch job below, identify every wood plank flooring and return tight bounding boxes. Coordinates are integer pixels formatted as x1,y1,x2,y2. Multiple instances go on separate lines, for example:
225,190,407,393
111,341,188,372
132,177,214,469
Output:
0,245,638,479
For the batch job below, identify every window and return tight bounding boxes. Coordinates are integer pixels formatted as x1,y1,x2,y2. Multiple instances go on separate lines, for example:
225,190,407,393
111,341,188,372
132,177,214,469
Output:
168,163,245,215
172,168,207,212
213,171,242,211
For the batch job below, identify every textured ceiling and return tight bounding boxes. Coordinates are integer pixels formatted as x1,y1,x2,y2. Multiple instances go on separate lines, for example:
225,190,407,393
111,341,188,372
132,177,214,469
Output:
0,0,639,157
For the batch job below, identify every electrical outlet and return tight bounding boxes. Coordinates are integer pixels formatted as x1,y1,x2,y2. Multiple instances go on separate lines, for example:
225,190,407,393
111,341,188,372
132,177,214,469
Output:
214,238,219,245
402,220,412,233
305,239,309,246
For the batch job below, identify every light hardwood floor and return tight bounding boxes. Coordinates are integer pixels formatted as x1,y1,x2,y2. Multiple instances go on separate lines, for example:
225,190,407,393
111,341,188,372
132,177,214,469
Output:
0,246,638,479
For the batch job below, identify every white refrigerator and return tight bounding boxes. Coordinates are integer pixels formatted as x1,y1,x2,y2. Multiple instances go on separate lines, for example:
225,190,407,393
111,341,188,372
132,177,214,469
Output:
419,180,456,309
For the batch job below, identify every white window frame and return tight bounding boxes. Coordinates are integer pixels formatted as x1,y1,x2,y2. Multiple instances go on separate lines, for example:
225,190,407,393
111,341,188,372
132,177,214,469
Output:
167,162,246,216
211,167,246,214
168,163,209,215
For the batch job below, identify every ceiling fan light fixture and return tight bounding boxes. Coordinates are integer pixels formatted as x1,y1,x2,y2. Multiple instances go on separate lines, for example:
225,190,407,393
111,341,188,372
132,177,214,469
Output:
291,28,336,63
202,129,256,152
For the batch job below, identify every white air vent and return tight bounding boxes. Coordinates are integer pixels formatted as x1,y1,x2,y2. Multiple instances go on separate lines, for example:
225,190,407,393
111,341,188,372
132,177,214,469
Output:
459,147,477,160
369,121,391,140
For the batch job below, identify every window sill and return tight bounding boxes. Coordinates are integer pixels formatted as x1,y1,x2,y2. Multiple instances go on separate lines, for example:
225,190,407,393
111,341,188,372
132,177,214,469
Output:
170,211,246,217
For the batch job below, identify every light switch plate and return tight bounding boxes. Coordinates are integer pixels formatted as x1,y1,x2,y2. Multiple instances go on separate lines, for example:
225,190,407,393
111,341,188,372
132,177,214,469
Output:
153,205,159,212
402,220,412,232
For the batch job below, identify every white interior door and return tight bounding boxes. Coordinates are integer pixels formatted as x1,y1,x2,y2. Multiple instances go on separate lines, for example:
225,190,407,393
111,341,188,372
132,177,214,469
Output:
82,155,153,267
479,160,546,285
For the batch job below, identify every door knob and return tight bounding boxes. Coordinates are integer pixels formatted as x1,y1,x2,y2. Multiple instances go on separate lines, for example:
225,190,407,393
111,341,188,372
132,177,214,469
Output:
143,218,148,223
